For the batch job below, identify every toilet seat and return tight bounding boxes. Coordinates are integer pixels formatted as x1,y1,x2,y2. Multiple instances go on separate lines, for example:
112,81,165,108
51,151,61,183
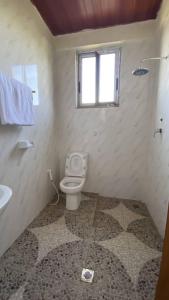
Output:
60,177,85,194
65,152,88,177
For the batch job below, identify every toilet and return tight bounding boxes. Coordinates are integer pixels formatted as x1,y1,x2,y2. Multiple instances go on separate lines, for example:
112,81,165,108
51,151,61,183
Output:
60,152,88,210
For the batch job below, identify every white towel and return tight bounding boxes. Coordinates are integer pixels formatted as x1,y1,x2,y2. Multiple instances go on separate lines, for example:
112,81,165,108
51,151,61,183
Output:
0,72,34,125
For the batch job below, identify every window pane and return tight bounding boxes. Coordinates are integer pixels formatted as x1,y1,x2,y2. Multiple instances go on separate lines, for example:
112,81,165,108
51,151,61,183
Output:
81,56,96,104
99,53,115,103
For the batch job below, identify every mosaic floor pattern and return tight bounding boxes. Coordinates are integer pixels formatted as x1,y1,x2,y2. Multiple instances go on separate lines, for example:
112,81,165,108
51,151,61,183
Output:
0,193,163,300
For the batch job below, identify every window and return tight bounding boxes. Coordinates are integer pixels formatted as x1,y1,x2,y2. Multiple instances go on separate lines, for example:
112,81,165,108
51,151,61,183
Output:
77,47,121,108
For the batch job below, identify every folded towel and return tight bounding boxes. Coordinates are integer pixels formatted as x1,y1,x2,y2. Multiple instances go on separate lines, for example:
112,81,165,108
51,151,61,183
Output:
0,72,34,125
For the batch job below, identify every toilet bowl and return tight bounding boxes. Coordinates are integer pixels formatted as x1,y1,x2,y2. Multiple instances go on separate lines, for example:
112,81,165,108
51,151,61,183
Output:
60,152,88,210
60,177,85,210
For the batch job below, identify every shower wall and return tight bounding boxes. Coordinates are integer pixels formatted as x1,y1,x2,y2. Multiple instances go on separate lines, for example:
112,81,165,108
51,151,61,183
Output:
54,22,157,200
145,0,169,237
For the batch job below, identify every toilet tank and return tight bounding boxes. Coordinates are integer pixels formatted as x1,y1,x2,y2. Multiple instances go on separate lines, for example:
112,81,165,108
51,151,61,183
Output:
65,152,88,177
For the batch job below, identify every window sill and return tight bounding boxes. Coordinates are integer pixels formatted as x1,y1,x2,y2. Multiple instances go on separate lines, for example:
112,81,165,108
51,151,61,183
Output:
76,103,119,109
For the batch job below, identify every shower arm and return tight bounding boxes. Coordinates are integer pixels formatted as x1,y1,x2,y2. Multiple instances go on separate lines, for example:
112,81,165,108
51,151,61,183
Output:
141,56,169,63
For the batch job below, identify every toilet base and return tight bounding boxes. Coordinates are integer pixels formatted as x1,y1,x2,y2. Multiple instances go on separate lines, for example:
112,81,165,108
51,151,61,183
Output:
66,193,81,210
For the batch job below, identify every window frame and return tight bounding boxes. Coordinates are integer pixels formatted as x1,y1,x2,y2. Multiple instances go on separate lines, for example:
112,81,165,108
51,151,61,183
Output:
77,47,121,108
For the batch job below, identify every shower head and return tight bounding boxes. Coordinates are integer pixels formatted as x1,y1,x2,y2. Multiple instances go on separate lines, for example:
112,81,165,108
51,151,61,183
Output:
132,67,149,76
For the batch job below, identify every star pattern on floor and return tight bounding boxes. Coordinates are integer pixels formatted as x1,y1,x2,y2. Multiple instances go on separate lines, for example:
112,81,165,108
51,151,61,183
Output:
0,196,162,300
29,215,81,263
98,231,161,285
101,202,145,230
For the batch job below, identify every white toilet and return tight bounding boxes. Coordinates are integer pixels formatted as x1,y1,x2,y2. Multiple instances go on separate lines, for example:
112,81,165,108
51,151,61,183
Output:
60,152,88,210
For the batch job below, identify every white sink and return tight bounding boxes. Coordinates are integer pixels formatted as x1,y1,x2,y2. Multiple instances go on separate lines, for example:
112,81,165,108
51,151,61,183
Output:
0,185,12,216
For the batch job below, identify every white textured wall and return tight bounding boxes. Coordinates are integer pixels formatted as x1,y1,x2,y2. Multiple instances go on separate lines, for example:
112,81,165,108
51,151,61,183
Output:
55,20,156,50
145,0,169,237
55,36,155,200
0,0,58,256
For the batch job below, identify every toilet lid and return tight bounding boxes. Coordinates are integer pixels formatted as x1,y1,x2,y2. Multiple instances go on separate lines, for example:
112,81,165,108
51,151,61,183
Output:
65,152,88,177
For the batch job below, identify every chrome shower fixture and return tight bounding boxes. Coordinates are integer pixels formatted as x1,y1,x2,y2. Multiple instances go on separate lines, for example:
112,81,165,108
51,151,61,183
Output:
132,55,169,76
132,68,149,76
141,55,169,62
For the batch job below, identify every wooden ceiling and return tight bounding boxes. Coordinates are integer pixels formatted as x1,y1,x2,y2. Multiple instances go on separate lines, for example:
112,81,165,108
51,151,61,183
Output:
31,0,162,36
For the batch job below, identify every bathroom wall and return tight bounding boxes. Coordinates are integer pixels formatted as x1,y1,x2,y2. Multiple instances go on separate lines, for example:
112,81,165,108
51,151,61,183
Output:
55,20,156,50
54,23,157,200
145,0,169,237
0,0,58,256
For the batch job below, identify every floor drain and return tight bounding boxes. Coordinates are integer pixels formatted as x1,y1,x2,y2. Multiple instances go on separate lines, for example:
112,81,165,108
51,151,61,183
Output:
81,268,94,283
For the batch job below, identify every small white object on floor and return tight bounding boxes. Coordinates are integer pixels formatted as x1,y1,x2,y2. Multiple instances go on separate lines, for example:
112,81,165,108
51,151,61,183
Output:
81,268,94,283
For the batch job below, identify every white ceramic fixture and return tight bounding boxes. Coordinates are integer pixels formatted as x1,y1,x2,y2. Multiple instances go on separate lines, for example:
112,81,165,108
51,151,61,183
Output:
0,185,12,216
60,152,88,210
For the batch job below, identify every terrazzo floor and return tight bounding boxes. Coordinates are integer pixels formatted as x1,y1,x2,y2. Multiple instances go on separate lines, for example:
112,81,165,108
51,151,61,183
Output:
0,193,163,300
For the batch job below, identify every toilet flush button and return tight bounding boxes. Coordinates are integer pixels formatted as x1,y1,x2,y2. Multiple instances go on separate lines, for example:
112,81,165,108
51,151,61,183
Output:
81,268,94,283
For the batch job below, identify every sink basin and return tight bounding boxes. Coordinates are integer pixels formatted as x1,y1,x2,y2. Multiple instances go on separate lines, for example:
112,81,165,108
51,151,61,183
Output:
0,185,12,216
